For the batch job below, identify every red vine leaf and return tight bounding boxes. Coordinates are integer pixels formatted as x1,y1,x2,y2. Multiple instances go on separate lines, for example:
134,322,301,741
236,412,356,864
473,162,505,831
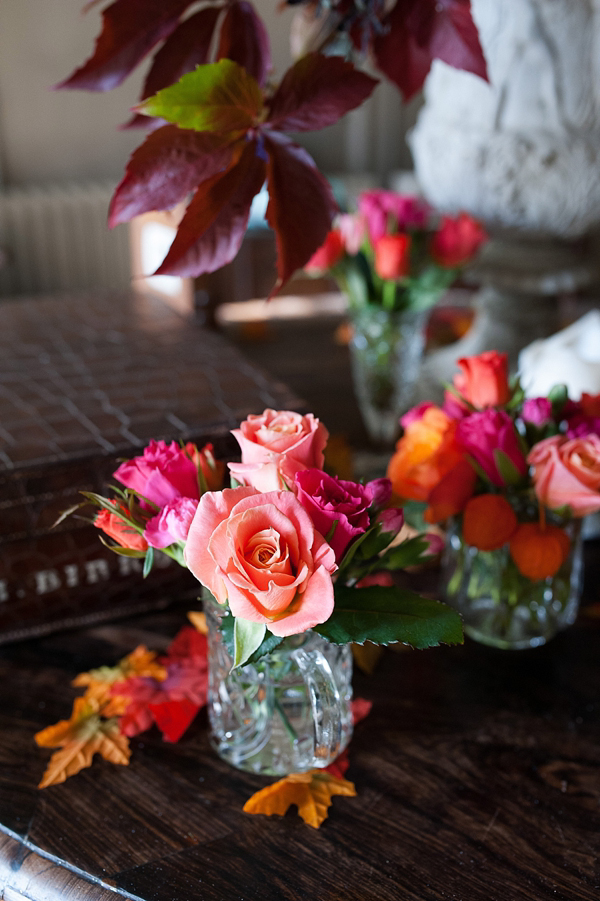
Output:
264,133,337,293
154,138,266,277
108,125,235,227
125,7,223,129
267,53,378,132
217,1,272,88
57,0,197,92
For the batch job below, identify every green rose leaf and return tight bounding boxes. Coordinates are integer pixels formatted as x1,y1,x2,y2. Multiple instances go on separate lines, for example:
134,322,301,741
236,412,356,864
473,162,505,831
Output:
233,617,266,669
493,448,524,486
139,59,263,134
370,535,433,571
316,584,464,648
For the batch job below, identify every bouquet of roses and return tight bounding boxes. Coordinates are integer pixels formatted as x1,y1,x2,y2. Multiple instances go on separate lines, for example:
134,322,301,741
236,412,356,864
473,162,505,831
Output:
304,190,487,314
386,351,600,645
69,409,462,667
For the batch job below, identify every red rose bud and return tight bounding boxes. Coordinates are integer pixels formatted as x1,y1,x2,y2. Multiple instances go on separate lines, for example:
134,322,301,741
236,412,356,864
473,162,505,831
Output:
95,509,148,551
374,233,412,280
431,213,487,268
304,230,344,273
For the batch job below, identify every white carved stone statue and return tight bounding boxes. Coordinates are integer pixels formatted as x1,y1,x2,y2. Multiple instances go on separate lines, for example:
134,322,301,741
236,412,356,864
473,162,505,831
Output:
410,0,600,394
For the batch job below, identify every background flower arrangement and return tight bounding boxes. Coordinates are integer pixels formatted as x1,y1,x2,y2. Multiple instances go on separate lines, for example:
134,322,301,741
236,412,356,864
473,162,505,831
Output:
387,350,600,648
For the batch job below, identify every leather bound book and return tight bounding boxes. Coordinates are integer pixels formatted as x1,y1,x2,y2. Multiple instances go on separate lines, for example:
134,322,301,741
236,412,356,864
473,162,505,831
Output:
0,291,302,643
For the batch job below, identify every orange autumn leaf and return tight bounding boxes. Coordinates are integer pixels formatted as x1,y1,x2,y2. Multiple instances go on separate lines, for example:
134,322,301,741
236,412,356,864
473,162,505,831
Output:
35,696,131,788
243,769,356,829
509,522,571,581
462,494,518,551
187,611,208,635
72,645,167,704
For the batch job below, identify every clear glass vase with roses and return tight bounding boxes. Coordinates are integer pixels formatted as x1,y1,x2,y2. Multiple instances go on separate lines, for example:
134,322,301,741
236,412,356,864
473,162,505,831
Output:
304,192,487,446
68,409,463,776
387,352,600,649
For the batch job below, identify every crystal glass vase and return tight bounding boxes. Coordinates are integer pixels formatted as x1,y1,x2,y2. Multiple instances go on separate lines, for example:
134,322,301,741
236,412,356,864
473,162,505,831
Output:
204,594,353,775
348,306,427,446
442,519,584,650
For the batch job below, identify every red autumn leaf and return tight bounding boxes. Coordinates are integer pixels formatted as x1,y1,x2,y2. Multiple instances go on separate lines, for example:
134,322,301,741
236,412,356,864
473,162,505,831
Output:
155,138,266,277
165,626,208,664
217,1,272,88
264,132,337,293
148,698,200,743
108,125,235,227
267,53,378,132
125,7,222,129
351,697,373,725
57,0,197,92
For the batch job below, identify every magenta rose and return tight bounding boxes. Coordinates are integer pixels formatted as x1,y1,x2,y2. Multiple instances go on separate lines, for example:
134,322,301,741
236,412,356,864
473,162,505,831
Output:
456,411,527,487
294,471,391,561
358,191,428,243
114,441,199,507
144,497,199,549
522,397,553,427
228,409,329,490
185,487,337,637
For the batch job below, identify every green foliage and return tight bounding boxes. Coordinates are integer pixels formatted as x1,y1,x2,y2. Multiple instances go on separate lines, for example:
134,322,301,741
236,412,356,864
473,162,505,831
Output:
233,618,267,669
315,584,464,648
493,449,524,486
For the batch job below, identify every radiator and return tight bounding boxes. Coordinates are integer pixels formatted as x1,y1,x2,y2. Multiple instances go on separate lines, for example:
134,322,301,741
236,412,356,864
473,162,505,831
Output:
0,181,132,296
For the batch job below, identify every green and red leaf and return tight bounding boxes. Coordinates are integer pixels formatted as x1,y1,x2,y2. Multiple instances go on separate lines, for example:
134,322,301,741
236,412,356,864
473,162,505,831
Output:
108,125,235,227
267,53,378,132
57,0,197,92
154,138,266,277
264,133,337,293
217,1,271,88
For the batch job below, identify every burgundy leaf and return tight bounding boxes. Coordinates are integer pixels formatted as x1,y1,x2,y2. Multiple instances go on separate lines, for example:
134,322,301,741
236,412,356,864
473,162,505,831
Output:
264,132,337,293
417,0,488,81
155,138,266,277
373,0,434,101
124,7,223,129
267,53,378,132
109,125,235,227
217,1,271,88
57,0,197,92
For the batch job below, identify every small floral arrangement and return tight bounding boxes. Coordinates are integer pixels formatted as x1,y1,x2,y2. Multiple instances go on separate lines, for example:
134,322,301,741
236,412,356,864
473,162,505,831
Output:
70,409,461,668
304,190,487,313
386,351,600,646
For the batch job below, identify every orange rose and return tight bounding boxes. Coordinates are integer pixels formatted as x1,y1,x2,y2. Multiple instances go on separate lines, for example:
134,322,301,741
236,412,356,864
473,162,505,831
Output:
95,509,148,551
453,351,510,409
387,406,464,502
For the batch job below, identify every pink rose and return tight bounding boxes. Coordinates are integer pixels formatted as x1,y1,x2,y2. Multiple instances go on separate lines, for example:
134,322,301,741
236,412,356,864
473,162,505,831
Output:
522,397,553,427
358,191,429,243
228,409,329,490
294,470,389,561
456,411,527,487
375,507,404,537
337,213,366,255
400,402,434,429
528,434,600,516
114,440,199,507
144,497,199,549
185,487,337,637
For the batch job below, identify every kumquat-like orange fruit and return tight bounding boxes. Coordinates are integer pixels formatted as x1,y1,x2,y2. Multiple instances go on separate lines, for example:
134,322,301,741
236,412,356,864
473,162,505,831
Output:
462,494,518,551
509,522,570,581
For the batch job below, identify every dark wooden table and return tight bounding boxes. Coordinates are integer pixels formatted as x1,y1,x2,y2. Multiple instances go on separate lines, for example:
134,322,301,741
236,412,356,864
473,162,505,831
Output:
1,543,599,901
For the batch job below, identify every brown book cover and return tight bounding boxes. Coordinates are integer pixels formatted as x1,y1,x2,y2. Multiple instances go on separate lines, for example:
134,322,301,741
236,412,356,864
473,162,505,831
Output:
0,290,302,643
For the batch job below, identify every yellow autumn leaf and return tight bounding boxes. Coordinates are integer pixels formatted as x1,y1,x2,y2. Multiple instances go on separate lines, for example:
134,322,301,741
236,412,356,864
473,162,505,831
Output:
243,769,356,829
187,611,208,634
351,642,384,675
72,645,166,703
35,696,131,788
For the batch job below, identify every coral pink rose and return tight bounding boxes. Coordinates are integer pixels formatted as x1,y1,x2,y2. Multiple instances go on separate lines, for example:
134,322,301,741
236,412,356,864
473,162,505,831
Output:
229,409,329,490
114,440,199,507
144,497,199,549
185,487,337,637
337,213,366,255
453,351,510,409
528,434,600,516
95,510,148,551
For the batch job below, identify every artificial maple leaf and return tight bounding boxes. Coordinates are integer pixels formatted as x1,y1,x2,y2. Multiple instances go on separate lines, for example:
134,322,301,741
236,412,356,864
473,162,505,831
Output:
73,645,167,705
352,642,384,676
187,611,208,635
165,625,208,661
57,0,198,92
35,697,130,789
325,749,350,779
243,769,356,829
351,697,373,726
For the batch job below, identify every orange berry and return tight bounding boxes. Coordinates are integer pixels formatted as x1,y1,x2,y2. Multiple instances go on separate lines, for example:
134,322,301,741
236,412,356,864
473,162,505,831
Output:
509,523,571,581
462,494,518,551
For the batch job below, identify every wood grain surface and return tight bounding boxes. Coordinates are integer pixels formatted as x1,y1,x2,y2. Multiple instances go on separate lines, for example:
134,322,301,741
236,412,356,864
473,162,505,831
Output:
1,545,599,901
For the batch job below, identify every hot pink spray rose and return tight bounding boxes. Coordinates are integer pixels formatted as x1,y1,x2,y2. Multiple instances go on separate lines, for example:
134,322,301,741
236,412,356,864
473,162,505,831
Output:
456,410,527,487
185,487,337,637
114,440,199,507
294,471,392,561
528,434,600,516
144,497,199,549
228,409,329,491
